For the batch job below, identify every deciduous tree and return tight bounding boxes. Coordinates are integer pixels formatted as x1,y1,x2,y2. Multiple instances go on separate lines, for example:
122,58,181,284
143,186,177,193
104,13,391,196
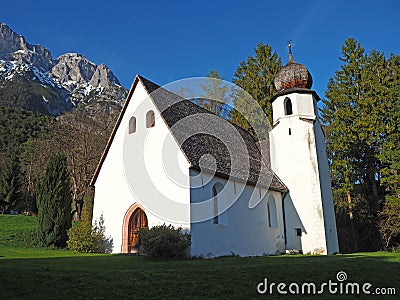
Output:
198,70,229,117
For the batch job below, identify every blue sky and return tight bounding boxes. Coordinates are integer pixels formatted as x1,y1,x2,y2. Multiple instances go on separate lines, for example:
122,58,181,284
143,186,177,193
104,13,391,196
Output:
1,0,399,98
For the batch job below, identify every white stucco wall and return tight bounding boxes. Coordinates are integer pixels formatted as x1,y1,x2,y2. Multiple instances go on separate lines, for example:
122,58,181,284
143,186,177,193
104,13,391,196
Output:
270,92,339,254
92,81,191,253
282,193,303,251
189,169,285,257
314,122,340,253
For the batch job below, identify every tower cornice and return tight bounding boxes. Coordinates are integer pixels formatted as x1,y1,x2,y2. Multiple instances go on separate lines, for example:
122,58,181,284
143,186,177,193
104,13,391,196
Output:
270,87,320,103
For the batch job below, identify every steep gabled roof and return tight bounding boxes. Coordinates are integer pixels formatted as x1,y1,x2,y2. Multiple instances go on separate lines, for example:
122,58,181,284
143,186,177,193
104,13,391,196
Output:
91,75,287,192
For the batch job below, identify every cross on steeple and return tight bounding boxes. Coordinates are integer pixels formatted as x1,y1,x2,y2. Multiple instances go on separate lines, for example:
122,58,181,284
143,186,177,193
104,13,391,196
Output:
288,39,294,62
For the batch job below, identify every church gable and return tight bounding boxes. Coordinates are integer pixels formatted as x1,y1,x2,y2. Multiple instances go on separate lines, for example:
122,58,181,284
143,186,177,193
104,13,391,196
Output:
93,75,287,192
91,76,192,251
91,75,190,186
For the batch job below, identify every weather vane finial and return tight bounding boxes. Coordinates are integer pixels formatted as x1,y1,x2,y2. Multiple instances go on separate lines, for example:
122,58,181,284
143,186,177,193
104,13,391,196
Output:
287,39,294,62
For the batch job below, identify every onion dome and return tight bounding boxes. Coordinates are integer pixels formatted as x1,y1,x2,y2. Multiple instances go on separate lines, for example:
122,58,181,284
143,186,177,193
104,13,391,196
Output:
274,42,313,92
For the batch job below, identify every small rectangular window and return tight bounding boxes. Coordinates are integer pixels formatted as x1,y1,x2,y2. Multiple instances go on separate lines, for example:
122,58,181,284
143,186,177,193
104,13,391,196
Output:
295,228,302,236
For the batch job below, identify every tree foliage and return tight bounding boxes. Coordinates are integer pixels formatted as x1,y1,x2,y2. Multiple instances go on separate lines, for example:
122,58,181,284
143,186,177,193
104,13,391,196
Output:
67,188,110,253
0,152,20,213
0,105,51,213
67,209,113,253
0,106,116,217
229,43,282,134
198,70,230,117
37,152,72,247
379,197,400,249
0,105,51,154
321,38,400,251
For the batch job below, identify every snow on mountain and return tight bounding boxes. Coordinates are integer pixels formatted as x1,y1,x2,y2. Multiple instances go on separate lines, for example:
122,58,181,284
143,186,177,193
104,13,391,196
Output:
0,21,127,115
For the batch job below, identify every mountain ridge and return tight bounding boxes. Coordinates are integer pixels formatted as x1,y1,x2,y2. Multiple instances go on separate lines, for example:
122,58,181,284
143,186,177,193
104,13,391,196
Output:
0,21,127,115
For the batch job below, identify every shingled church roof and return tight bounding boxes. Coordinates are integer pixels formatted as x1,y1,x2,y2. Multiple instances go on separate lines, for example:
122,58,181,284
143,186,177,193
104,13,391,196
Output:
92,75,287,192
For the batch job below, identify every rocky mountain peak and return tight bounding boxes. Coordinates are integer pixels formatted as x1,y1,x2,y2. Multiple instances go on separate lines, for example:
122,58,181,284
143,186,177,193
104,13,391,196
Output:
90,64,120,88
0,22,52,71
50,53,97,92
0,21,128,115
0,22,22,54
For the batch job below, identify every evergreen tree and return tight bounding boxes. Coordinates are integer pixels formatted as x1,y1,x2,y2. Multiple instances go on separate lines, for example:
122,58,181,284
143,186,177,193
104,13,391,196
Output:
37,152,72,247
0,152,20,213
322,38,363,251
378,53,400,248
379,54,400,197
321,38,399,251
230,43,282,133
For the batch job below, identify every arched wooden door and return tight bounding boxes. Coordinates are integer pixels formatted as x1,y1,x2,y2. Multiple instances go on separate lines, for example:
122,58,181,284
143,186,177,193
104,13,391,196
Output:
127,208,148,253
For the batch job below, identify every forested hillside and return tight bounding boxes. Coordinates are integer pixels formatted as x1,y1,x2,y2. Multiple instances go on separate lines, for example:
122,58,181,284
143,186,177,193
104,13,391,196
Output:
0,106,51,213
0,104,116,218
0,105,51,152
0,21,125,219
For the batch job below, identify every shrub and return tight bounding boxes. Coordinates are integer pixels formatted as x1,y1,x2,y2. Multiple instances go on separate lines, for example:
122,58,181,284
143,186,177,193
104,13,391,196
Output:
67,213,113,253
2,229,42,248
140,224,191,258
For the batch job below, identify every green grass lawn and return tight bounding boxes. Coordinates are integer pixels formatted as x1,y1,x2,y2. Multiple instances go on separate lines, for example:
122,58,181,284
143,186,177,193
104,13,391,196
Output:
1,215,399,299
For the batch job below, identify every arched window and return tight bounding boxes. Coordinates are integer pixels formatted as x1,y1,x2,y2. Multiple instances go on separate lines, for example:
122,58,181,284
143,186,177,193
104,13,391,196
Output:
129,116,136,134
284,97,293,115
212,182,225,225
146,110,155,128
267,195,278,228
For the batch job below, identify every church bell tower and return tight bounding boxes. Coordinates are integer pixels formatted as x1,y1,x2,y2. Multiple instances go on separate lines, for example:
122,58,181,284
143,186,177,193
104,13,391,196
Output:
269,42,339,254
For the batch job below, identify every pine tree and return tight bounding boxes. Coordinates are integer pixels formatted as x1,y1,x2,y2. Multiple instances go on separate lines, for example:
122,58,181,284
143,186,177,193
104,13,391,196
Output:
230,43,282,133
37,152,72,247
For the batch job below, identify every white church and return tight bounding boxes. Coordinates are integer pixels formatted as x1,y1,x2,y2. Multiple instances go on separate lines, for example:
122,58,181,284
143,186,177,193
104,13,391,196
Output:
91,51,340,257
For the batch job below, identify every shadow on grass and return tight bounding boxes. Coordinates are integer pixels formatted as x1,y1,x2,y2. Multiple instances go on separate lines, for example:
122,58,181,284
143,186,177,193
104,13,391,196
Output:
0,251,399,299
